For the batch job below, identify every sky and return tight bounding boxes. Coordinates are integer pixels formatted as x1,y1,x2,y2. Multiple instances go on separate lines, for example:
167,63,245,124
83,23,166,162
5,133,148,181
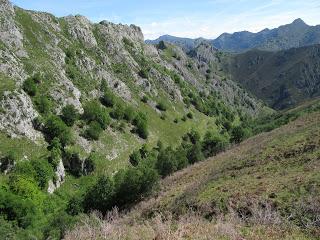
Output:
11,0,320,40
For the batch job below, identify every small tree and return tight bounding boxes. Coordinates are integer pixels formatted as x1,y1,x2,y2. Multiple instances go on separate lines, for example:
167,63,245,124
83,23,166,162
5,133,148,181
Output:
156,147,177,177
202,131,228,158
61,105,78,127
231,125,248,143
84,175,115,214
44,115,72,146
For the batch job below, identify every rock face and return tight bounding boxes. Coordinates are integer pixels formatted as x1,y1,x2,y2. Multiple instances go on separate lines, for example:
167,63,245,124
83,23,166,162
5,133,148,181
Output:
47,159,65,194
0,91,42,140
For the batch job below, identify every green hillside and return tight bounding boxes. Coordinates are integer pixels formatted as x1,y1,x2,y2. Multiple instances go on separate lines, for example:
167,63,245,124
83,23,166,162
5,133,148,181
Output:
66,101,320,240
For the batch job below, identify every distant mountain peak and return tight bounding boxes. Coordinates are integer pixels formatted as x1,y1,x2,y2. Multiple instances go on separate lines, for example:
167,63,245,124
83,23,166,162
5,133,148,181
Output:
292,18,307,25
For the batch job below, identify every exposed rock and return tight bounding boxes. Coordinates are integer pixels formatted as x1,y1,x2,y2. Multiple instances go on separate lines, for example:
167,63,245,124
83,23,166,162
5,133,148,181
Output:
64,15,97,48
0,91,42,140
48,159,65,194
0,1,26,56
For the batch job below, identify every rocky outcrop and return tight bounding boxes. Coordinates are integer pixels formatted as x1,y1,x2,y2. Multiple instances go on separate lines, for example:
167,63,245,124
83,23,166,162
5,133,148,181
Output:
0,0,26,57
47,159,65,194
0,91,42,140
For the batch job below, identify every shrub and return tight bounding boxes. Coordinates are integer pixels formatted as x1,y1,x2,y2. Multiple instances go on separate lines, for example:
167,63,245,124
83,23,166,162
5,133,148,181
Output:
138,69,149,79
23,77,37,96
124,106,136,122
110,104,125,120
156,101,167,111
0,189,37,229
84,175,115,214
156,147,178,177
231,125,249,143
66,195,84,216
187,112,193,119
133,113,148,139
48,138,62,169
85,121,103,140
83,154,96,175
141,95,148,103
83,101,110,129
44,115,72,146
35,95,52,115
30,159,54,190
186,142,204,164
63,151,83,177
61,105,78,127
129,150,142,167
202,131,228,158
115,164,159,205
101,89,116,108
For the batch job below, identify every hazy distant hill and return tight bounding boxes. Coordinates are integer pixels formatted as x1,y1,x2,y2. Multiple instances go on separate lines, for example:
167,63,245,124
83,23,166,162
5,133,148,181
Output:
147,19,320,52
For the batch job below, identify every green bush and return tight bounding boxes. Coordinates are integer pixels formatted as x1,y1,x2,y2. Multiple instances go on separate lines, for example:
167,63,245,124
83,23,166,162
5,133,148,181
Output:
61,105,78,127
44,115,72,146
48,138,62,169
156,147,178,177
35,95,52,115
133,112,148,139
23,77,37,96
101,89,116,108
231,125,249,143
129,150,142,167
0,189,37,229
124,106,136,122
156,101,167,111
186,142,205,164
63,151,83,177
66,195,84,216
83,101,110,129
202,131,229,158
138,69,149,79
141,95,148,103
84,175,115,214
186,112,193,119
85,121,103,140
110,104,125,120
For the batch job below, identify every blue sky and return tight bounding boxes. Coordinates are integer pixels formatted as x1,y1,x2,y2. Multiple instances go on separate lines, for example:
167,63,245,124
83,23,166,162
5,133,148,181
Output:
11,0,320,40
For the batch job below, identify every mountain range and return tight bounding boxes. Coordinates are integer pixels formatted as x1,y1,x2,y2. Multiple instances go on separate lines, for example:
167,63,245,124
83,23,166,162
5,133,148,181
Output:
147,18,320,52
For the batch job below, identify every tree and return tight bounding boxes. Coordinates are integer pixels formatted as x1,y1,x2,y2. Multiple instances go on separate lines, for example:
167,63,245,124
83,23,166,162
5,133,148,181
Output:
84,175,115,214
187,142,204,164
202,131,229,158
61,105,78,127
110,104,125,120
66,195,84,216
156,147,177,177
231,125,248,143
44,115,72,146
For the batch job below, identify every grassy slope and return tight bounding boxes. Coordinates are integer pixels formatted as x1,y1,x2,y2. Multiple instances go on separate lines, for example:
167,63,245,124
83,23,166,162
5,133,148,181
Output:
67,109,320,239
